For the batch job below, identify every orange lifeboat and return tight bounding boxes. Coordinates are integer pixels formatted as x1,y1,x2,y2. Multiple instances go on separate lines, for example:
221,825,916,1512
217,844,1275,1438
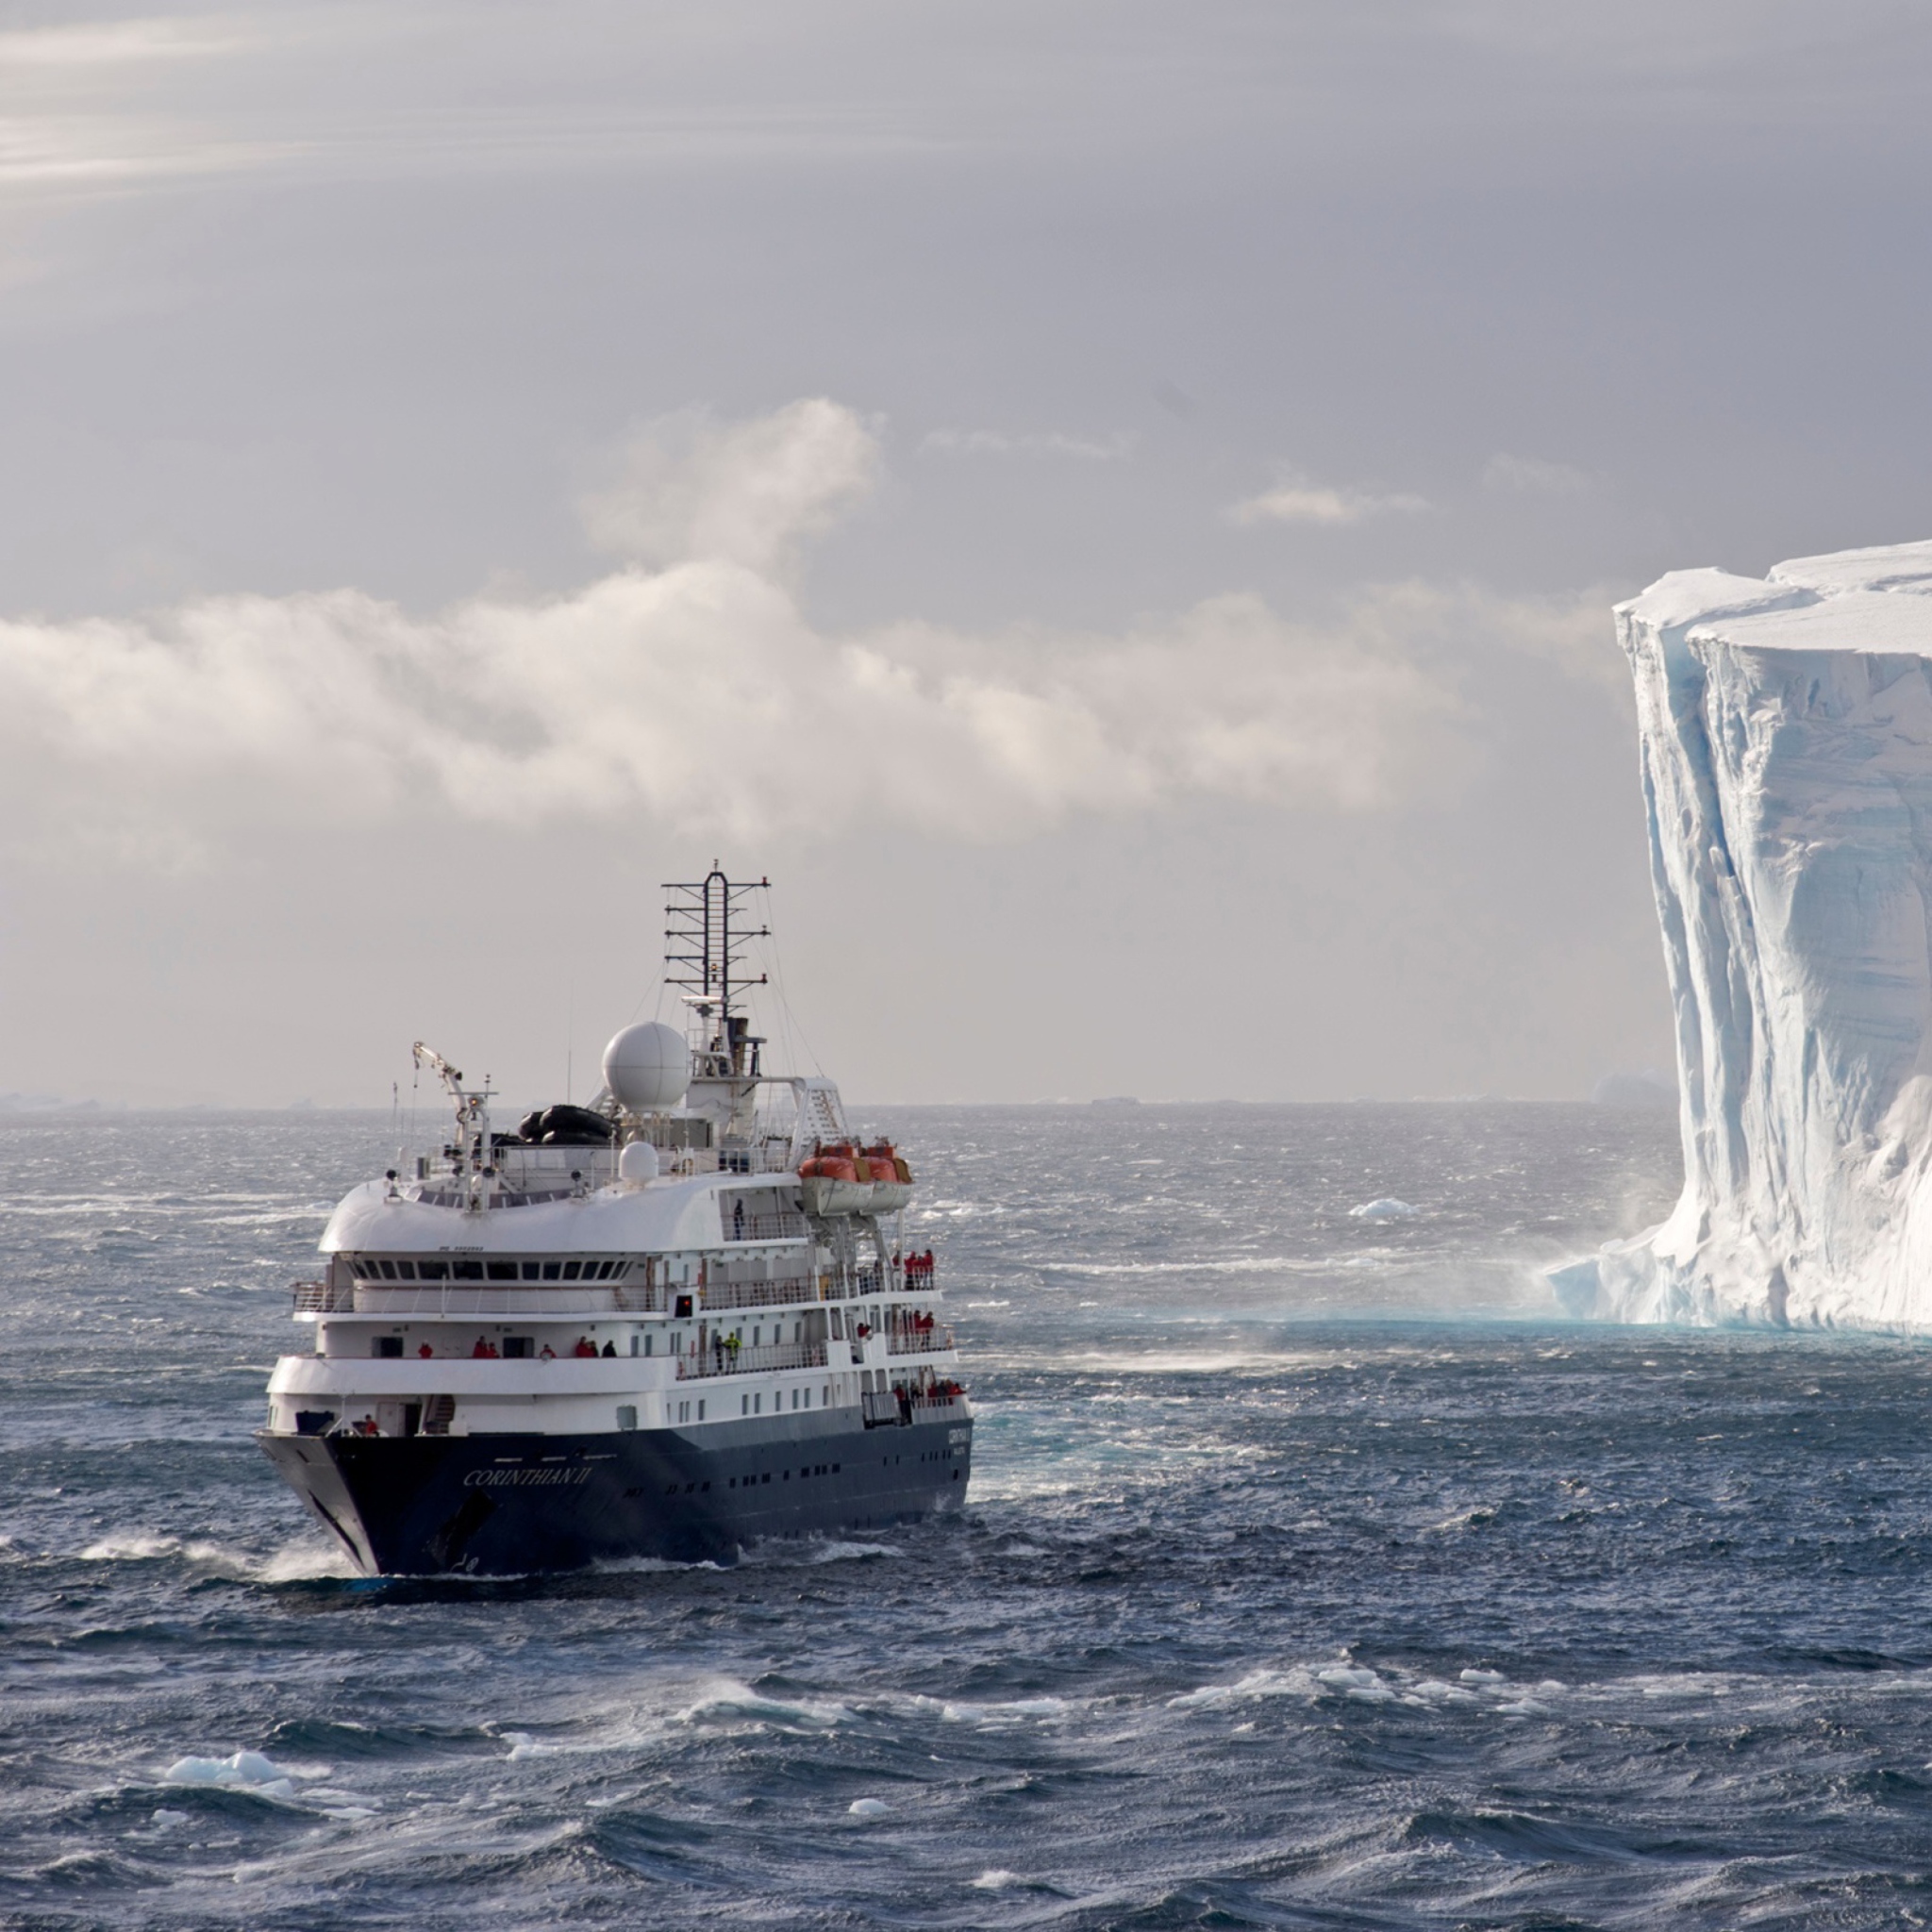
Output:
862,1140,915,1215
796,1143,874,1216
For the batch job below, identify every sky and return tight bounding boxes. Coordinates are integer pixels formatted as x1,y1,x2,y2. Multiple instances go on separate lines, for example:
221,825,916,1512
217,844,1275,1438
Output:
4,0,1932,1107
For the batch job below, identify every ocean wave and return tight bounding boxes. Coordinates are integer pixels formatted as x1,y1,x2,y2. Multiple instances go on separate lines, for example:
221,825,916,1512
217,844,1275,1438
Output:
673,1677,856,1731
77,1532,357,1582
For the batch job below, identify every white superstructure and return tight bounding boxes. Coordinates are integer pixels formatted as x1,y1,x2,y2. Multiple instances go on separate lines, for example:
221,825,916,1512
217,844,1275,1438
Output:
258,870,967,1574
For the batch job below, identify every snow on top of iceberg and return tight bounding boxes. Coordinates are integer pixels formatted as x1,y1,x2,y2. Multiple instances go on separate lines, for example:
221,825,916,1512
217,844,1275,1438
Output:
1769,537,1932,598
1620,539,1932,656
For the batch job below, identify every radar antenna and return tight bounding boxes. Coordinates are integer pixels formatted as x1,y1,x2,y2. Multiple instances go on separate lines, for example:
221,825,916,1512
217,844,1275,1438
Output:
663,866,769,1079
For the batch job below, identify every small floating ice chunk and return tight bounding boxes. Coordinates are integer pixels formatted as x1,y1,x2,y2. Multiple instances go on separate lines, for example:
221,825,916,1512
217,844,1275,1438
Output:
1348,1198,1416,1221
848,1797,891,1818
1317,1665,1395,1703
163,1751,296,1802
1409,1679,1478,1706
150,1809,189,1831
1458,1669,1506,1686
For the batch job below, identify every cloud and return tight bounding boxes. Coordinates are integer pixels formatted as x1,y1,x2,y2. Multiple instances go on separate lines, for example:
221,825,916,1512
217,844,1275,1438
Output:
920,428,1135,461
0,19,252,73
1227,473,1430,527
0,400,1607,868
1482,452,1593,495
580,398,881,574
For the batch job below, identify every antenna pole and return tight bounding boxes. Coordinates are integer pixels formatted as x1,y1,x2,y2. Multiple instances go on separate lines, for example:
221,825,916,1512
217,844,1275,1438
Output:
662,869,772,1078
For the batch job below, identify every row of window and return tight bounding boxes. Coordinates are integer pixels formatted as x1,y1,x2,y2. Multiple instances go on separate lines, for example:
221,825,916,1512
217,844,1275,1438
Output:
357,1257,632,1283
741,1383,828,1415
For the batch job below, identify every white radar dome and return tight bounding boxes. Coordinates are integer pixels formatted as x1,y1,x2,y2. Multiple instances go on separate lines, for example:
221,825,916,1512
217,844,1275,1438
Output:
618,1140,660,1182
603,1022,689,1112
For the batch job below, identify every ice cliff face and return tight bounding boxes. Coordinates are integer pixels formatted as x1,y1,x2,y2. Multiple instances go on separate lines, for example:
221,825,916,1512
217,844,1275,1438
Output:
1555,539,1932,1329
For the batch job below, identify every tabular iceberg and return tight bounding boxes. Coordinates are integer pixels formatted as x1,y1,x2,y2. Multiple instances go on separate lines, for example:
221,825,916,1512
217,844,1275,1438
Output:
1554,539,1932,1329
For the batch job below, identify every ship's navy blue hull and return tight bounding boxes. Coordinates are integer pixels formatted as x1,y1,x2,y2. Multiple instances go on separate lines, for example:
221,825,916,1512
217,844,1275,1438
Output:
258,1403,972,1575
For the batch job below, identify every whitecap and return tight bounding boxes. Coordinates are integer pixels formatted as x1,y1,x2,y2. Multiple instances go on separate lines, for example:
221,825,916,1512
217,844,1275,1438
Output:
81,1532,357,1583
740,1537,899,1568
938,1695,1070,1725
82,1534,184,1562
971,1870,1020,1889
254,1540,359,1583
1349,1198,1417,1220
1168,1665,1320,1710
675,1677,855,1730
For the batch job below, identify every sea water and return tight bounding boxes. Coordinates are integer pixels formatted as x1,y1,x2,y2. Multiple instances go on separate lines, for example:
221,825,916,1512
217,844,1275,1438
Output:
7,1103,1932,1928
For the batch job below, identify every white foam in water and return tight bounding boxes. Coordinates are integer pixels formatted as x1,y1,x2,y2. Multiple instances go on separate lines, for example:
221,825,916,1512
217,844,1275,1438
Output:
937,1694,1073,1726
82,1534,194,1562
253,1539,358,1582
675,1677,855,1731
79,1531,356,1581
1167,1666,1322,1710
741,1537,900,1567
971,1870,1021,1890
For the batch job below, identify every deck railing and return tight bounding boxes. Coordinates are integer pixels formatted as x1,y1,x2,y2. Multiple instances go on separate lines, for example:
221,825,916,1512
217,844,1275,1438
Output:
700,1275,823,1312
291,1279,352,1313
723,1210,808,1243
675,1340,828,1380
886,1325,955,1357
293,1280,663,1316
861,1388,967,1427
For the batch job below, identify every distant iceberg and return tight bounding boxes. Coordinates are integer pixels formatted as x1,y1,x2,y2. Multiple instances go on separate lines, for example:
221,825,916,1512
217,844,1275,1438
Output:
1350,1198,1417,1221
1555,538,1932,1329
1589,1068,1676,1110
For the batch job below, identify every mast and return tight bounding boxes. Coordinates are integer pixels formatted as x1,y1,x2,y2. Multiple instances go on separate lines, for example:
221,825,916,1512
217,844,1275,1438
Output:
663,867,770,1079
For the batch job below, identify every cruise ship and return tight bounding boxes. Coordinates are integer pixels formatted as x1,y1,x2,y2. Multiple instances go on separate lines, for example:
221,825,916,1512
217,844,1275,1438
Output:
258,871,970,1574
